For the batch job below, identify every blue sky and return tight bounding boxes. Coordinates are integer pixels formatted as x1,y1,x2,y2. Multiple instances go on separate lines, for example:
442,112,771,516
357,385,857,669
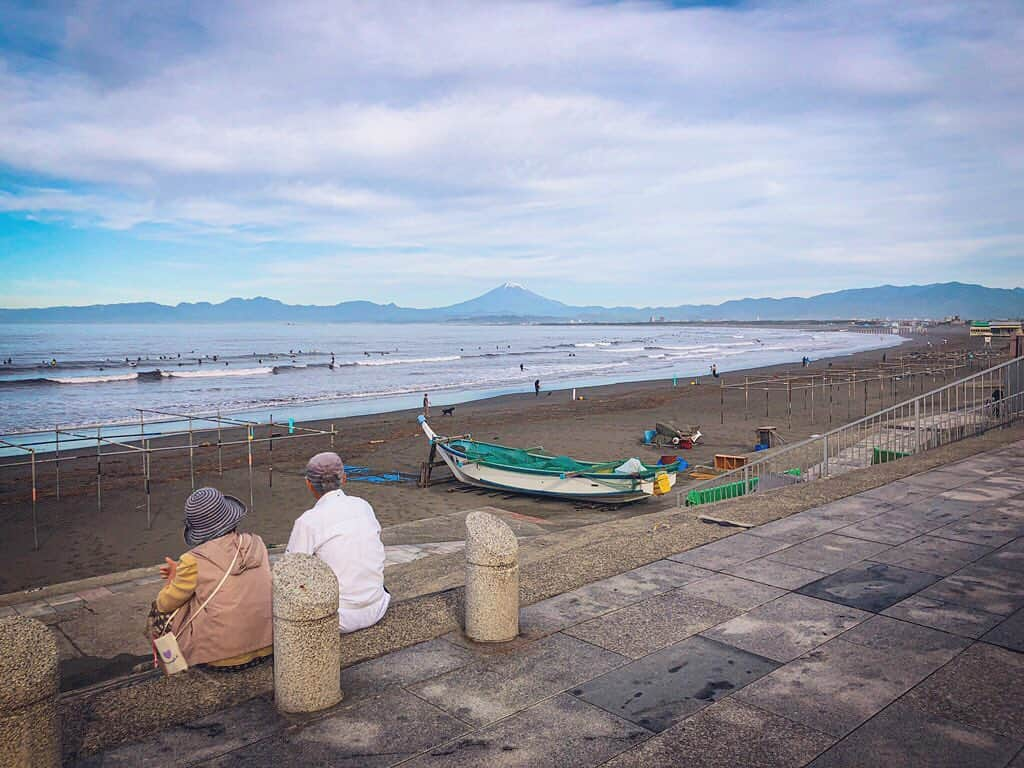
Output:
1,0,1022,309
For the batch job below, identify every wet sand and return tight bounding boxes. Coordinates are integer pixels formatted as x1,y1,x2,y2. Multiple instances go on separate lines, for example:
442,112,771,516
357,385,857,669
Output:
0,326,987,592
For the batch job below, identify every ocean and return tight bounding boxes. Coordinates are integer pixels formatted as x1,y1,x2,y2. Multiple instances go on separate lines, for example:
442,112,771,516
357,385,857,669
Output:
0,322,902,437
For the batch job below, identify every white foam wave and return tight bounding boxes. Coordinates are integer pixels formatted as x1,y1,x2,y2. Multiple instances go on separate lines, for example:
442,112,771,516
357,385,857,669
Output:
163,367,274,379
49,373,139,384
354,355,461,367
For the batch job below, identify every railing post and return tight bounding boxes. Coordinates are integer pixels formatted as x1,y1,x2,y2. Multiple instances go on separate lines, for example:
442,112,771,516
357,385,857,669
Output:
822,433,830,477
914,397,922,453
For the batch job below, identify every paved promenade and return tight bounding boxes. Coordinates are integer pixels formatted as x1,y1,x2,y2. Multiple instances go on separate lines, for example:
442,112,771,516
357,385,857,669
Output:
73,440,1024,767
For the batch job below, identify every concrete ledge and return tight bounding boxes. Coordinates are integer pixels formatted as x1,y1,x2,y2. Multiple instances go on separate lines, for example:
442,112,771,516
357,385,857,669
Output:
57,423,1024,761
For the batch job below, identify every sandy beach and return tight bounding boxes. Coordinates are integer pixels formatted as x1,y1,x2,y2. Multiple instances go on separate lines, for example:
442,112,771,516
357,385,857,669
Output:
0,326,989,592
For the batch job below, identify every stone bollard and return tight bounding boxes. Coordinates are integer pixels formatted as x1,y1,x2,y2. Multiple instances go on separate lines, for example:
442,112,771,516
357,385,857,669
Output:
0,616,61,768
464,510,519,642
272,553,343,713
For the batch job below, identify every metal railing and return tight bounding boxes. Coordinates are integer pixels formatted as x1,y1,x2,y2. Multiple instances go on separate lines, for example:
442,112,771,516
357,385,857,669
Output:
681,354,1024,507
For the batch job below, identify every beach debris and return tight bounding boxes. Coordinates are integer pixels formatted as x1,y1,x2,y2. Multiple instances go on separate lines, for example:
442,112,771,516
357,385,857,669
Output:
714,454,748,471
697,514,755,529
647,421,702,449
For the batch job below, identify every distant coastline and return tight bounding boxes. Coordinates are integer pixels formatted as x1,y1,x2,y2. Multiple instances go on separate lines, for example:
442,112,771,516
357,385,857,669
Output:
1,281,1021,324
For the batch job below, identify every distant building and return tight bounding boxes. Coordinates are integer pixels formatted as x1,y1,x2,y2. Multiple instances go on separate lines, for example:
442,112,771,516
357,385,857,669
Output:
971,320,1023,338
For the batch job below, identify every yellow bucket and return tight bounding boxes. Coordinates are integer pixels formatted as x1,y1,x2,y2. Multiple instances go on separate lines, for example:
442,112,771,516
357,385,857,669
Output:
653,473,671,495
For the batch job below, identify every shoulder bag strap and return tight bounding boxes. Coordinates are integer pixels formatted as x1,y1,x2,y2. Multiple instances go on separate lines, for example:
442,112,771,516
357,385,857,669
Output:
170,544,242,635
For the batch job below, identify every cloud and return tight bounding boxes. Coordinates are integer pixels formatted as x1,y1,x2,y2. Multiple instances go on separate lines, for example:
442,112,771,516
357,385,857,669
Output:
0,0,1022,305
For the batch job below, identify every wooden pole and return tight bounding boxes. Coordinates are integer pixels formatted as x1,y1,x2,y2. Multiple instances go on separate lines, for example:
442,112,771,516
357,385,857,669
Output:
268,415,274,488
744,377,749,421
828,377,833,426
31,449,39,551
217,409,223,476
247,425,254,510
787,379,792,428
720,376,724,425
54,424,61,502
188,416,196,489
96,426,102,514
145,438,152,529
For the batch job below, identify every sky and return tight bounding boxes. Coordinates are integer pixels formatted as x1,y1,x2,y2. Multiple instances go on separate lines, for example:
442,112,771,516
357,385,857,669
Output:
1,0,1023,310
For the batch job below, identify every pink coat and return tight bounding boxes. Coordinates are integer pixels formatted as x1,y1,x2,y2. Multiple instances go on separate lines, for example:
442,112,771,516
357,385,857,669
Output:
171,531,273,666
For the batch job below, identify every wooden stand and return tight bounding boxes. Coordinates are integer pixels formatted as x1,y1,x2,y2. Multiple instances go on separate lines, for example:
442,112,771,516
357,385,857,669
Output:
419,442,454,487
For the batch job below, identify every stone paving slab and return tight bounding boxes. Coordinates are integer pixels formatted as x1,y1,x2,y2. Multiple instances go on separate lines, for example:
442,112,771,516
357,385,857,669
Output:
512,560,712,641
869,534,993,576
766,533,890,574
900,470,975,491
855,481,935,506
674,573,786,611
339,637,476,702
895,495,978,524
401,694,650,768
901,642,1024,740
700,593,868,663
600,698,834,768
571,635,778,733
932,517,1021,548
835,510,938,546
198,687,468,767
721,557,826,590
743,514,850,545
807,698,1023,768
805,495,895,523
73,697,283,767
408,632,628,727
668,532,792,570
982,608,1024,653
563,588,739,658
797,562,940,612
915,564,1024,617
734,637,946,738
882,594,1007,638
836,614,969,665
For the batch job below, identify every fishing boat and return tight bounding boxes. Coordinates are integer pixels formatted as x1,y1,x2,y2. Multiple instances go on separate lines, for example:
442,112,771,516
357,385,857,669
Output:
418,416,678,503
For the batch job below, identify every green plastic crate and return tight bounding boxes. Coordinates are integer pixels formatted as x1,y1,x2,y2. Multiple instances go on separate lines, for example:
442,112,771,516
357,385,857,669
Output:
871,448,910,465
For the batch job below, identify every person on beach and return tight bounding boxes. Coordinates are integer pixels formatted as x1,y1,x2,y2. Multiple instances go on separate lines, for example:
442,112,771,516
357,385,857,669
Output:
535,378,541,396
711,364,719,378
287,452,390,633
148,488,273,670
423,392,430,417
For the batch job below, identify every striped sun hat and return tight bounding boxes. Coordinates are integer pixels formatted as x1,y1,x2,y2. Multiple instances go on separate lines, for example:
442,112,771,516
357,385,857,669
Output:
183,487,247,547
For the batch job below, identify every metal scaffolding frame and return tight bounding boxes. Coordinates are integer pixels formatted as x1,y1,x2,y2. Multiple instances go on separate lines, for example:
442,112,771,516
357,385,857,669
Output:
0,408,337,550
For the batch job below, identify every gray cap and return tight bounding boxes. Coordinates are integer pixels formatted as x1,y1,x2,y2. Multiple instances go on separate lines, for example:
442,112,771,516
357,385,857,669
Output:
305,452,345,492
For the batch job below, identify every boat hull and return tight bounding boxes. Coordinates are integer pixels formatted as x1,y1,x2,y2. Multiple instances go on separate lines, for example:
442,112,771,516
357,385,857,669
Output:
434,439,675,503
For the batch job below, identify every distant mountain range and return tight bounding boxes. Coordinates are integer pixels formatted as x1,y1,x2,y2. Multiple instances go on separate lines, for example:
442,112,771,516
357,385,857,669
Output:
2,282,1022,324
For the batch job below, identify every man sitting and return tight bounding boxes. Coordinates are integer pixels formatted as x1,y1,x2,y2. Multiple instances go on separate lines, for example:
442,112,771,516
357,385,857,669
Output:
287,452,390,632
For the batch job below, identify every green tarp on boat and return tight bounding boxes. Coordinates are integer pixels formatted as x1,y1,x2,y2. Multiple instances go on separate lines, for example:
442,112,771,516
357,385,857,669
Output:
451,439,674,477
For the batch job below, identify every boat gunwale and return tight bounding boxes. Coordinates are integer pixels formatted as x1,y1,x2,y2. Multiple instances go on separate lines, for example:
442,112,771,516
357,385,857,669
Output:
439,438,678,480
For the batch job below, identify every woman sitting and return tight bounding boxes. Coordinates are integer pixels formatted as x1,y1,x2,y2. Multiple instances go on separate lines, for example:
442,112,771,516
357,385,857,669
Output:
152,487,273,669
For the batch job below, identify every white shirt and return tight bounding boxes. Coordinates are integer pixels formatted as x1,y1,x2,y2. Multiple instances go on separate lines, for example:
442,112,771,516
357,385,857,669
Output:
286,488,390,633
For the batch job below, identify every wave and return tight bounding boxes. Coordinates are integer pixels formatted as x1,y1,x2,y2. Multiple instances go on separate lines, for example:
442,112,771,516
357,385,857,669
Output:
49,373,142,384
600,346,645,352
164,367,275,379
354,356,462,368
